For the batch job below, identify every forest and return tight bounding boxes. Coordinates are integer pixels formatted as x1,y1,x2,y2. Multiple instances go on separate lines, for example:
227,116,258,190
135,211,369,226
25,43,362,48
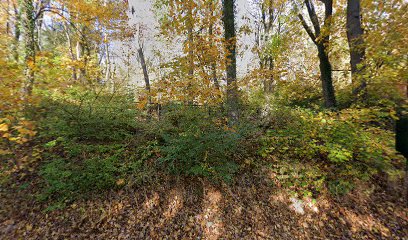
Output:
0,0,407,239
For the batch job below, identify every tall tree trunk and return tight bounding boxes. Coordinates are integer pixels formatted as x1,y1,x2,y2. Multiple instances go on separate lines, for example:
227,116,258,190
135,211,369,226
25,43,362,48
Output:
63,21,77,81
186,3,195,104
34,0,50,52
76,40,83,79
6,0,10,35
298,0,336,108
22,0,35,95
76,38,87,81
222,0,239,124
187,4,194,78
138,47,150,92
13,3,21,62
35,15,43,51
262,57,274,93
262,0,275,94
105,40,111,82
347,0,366,97
318,44,336,108
138,46,152,115
208,1,220,90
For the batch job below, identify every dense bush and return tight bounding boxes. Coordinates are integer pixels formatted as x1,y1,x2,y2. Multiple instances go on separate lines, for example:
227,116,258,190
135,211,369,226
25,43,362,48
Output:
38,103,250,205
38,86,140,142
36,86,152,204
34,84,403,202
153,104,244,181
260,106,402,195
40,141,150,203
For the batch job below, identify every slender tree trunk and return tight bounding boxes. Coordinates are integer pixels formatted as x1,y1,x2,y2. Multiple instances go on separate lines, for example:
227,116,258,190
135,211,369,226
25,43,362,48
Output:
138,47,152,115
258,0,278,94
318,45,336,108
264,58,274,93
6,0,10,35
76,40,83,81
105,40,111,82
138,47,150,92
13,4,21,62
22,0,35,95
208,1,220,90
35,16,43,51
222,0,239,124
76,38,86,81
63,21,77,81
126,46,131,82
185,3,195,104
187,4,194,78
347,0,366,97
298,0,336,108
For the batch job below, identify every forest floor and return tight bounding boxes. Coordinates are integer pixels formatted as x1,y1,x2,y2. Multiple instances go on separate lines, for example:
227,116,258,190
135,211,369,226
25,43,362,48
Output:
1,166,407,239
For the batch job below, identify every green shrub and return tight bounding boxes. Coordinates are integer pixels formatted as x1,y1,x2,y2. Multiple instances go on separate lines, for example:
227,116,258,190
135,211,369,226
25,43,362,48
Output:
328,179,354,196
38,86,140,142
154,104,242,181
39,141,150,203
40,155,120,201
260,106,402,195
12,85,155,206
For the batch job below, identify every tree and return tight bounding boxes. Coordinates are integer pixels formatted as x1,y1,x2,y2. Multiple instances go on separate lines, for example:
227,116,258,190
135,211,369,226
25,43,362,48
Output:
222,0,239,123
297,0,336,108
21,0,35,95
346,0,365,97
153,0,224,105
13,3,22,62
208,0,220,90
251,0,286,93
134,24,151,93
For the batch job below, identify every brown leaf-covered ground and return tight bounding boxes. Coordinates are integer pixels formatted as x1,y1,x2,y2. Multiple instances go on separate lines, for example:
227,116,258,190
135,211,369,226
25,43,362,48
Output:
1,168,407,239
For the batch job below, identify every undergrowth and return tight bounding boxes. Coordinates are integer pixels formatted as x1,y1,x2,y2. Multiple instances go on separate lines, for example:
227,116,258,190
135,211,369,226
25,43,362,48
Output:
259,106,403,197
10,86,402,208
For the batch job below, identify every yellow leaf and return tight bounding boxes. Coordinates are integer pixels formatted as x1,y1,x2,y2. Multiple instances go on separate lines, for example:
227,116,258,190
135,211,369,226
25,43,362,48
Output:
116,179,125,186
0,123,8,132
0,149,11,155
2,133,10,139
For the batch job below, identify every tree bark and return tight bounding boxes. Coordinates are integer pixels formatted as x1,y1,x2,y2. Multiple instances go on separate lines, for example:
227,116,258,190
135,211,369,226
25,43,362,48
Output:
76,36,87,81
298,0,336,108
346,0,366,97
208,1,220,90
253,0,275,94
187,3,194,77
186,2,194,104
13,3,21,62
22,0,35,95
318,45,336,108
76,40,83,79
6,0,10,35
222,0,239,124
138,47,150,92
138,46,153,115
105,40,111,82
63,21,77,81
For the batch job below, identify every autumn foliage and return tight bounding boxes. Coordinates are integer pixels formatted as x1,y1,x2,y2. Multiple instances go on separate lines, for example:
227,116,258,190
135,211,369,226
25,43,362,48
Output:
0,1,407,238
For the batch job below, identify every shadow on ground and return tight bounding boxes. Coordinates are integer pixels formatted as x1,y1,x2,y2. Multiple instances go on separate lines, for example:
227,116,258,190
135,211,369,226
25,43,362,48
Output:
1,170,407,239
